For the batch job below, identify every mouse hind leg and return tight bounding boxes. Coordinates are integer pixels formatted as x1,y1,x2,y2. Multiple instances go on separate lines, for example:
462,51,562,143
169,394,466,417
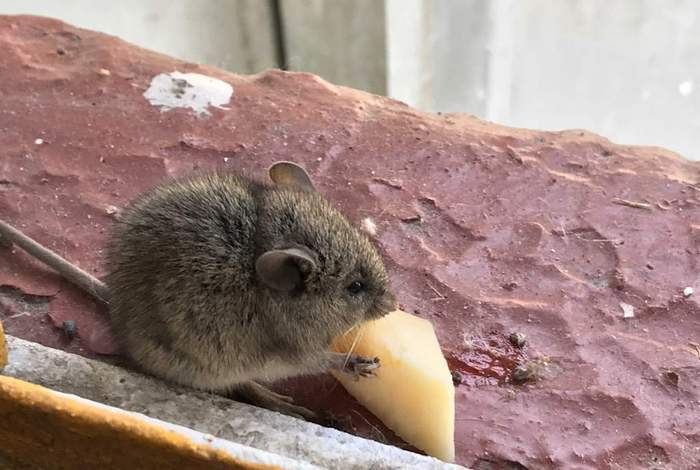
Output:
231,381,317,421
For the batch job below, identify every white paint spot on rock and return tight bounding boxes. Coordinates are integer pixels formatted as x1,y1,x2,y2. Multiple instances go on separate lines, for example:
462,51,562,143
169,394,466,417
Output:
679,80,693,96
144,72,233,116
620,302,634,319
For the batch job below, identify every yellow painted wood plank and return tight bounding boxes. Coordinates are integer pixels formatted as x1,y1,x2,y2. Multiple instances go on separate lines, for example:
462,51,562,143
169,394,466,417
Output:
0,375,280,470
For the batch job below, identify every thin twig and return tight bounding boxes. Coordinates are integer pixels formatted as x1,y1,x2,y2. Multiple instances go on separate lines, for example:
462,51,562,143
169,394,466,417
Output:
559,221,568,245
7,311,30,320
427,282,446,300
573,235,620,243
612,198,653,211
690,342,700,359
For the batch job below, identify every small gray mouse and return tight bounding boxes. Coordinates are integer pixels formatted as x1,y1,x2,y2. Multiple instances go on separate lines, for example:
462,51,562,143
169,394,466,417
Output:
0,161,397,419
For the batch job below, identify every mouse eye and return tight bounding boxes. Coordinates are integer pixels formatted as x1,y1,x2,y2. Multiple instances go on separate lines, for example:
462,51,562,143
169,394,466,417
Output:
347,280,365,295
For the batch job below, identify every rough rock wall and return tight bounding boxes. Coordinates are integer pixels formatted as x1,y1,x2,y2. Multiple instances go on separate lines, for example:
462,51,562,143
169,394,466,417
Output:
1,15,699,469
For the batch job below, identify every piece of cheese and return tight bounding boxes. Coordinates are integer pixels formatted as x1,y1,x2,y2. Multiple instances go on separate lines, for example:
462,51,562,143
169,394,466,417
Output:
330,310,455,462
0,319,6,370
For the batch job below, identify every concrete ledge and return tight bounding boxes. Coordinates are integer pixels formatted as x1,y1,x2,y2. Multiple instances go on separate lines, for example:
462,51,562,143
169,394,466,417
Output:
3,336,464,469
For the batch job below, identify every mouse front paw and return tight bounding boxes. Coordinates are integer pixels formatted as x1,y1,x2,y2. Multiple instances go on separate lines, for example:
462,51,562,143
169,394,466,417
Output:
343,355,381,381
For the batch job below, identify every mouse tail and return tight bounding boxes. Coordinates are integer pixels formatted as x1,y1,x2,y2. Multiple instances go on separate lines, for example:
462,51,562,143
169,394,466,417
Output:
0,219,110,304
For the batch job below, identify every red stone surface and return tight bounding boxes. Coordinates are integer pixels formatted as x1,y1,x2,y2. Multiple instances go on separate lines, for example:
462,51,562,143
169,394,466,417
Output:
1,15,700,469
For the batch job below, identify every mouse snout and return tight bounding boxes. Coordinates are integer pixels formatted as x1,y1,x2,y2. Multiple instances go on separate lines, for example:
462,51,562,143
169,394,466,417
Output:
375,291,398,315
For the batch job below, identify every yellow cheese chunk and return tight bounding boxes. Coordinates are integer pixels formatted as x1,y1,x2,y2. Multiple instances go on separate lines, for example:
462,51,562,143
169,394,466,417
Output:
331,310,455,462
0,319,6,370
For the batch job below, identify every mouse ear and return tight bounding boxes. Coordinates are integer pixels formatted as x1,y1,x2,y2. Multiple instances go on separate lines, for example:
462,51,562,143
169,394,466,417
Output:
269,161,316,191
255,247,317,292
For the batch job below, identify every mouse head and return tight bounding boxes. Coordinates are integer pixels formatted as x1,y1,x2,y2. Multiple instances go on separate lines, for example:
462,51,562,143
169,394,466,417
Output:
256,162,397,338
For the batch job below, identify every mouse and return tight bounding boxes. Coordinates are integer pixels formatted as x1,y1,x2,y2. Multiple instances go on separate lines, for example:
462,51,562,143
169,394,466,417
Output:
0,161,397,420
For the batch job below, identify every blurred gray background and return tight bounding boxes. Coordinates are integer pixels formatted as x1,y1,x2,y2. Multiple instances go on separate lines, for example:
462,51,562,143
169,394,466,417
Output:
2,0,698,160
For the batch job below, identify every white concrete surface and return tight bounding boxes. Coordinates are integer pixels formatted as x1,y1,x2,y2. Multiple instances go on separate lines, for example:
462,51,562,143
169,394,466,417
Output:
281,0,387,94
387,0,700,161
3,335,465,469
0,0,277,73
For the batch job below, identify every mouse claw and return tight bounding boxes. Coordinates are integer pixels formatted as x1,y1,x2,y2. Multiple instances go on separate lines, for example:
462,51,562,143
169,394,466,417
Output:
233,382,317,421
345,355,381,381
264,388,296,403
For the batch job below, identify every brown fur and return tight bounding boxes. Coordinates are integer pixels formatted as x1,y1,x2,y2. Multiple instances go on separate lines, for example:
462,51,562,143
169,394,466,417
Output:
0,164,396,418
105,170,396,392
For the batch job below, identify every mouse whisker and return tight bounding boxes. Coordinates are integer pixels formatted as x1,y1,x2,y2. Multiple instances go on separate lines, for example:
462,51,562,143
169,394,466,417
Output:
344,327,364,366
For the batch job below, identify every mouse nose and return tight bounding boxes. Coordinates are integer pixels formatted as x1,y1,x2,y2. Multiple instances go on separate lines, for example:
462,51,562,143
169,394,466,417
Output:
376,291,398,314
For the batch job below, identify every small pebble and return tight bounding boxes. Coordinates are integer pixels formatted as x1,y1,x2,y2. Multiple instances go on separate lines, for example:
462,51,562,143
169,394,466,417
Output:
451,370,462,386
34,138,44,145
98,68,111,76
509,332,526,348
620,302,635,319
501,281,518,291
105,205,119,216
683,287,693,297
511,364,533,383
62,320,77,340
361,217,377,236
